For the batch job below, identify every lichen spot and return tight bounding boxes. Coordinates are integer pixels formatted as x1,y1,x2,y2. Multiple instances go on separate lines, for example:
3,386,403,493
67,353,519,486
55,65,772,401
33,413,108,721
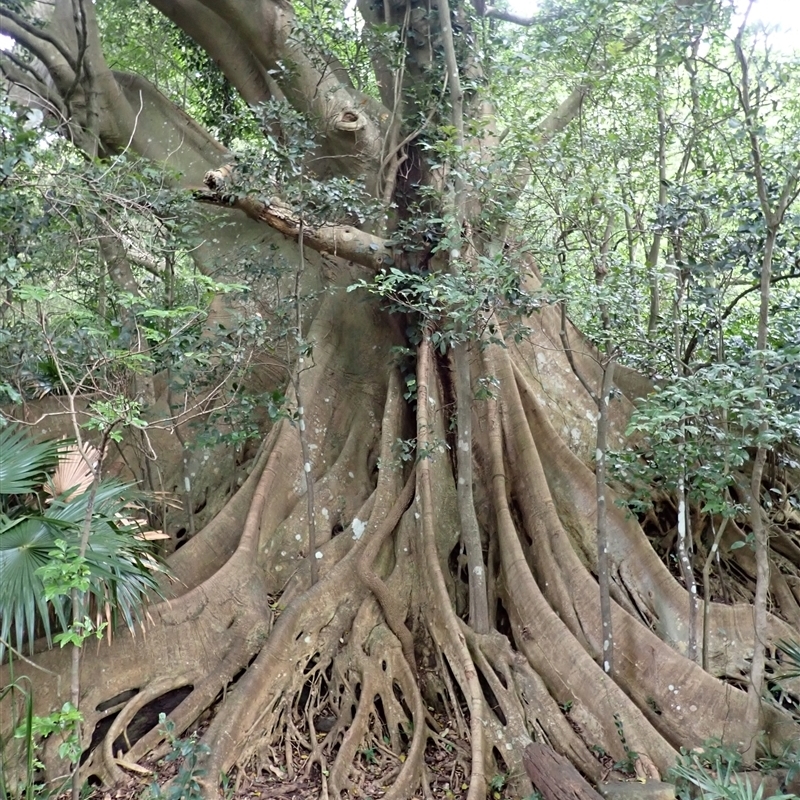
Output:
315,551,323,559
352,517,367,540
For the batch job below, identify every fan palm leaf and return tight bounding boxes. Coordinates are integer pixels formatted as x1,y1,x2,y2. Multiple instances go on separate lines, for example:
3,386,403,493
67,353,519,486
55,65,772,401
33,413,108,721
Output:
0,425,62,498
0,491,165,654
0,427,166,657
0,516,72,652
47,480,167,631
44,443,99,500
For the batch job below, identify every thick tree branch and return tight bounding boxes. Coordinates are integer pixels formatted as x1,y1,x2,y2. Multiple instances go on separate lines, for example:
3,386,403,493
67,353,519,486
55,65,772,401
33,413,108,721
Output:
501,28,652,225
537,84,590,143
0,14,77,90
111,71,228,173
483,7,535,25
65,0,100,153
197,168,392,270
145,0,274,106
2,47,50,88
493,83,590,242
173,0,389,184
0,54,42,94
0,7,78,71
0,55,69,120
3,2,145,156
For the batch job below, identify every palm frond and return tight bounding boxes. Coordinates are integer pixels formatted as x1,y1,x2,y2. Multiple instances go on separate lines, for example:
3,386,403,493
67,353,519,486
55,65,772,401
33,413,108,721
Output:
0,425,63,497
45,443,99,500
778,638,800,680
0,477,166,656
0,516,71,652
0,426,168,658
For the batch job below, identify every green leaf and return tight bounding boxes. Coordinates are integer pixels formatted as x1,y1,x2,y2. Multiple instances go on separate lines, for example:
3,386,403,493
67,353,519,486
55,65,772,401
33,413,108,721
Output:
0,425,63,496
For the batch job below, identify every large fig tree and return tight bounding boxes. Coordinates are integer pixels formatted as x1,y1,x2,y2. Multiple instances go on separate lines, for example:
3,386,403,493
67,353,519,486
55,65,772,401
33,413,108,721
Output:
2,0,800,797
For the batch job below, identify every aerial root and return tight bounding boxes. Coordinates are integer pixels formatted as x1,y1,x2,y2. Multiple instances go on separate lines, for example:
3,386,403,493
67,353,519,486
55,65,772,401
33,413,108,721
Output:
375,643,426,800
186,449,416,794
416,337,487,800
60,554,275,788
95,676,191,784
510,356,800,698
318,561,425,798
484,345,679,774
129,646,252,764
464,625,607,791
194,559,368,793
357,470,417,673
192,379,418,798
461,628,535,797
504,353,800,751
202,594,423,799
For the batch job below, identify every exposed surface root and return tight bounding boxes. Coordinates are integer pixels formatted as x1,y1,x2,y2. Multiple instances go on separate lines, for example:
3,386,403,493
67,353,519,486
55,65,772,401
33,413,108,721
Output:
4,291,800,800
510,357,800,709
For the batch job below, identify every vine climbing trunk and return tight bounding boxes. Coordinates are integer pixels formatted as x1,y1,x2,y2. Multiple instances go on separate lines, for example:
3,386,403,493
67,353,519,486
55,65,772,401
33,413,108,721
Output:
742,224,776,764
596,357,615,675
455,341,490,633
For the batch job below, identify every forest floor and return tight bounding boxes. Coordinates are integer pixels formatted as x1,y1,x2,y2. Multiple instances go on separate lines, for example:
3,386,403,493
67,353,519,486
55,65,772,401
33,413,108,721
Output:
84,723,479,800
